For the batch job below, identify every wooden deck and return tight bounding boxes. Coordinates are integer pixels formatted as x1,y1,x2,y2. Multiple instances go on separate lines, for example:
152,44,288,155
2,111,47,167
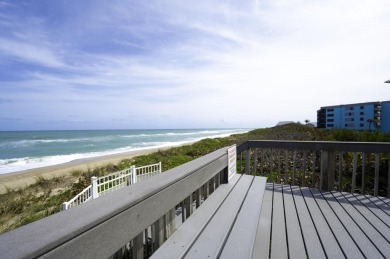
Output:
153,176,390,259
255,183,390,259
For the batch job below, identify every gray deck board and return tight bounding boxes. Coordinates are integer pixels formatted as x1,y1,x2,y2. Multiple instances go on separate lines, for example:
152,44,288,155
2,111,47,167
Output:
331,191,390,257
301,187,344,258
150,174,241,258
270,184,288,259
220,176,267,258
153,181,390,259
352,193,390,228
252,183,273,259
364,195,390,216
310,188,364,259
378,196,390,207
340,192,390,242
185,175,253,258
291,186,326,259
321,191,383,258
282,185,306,259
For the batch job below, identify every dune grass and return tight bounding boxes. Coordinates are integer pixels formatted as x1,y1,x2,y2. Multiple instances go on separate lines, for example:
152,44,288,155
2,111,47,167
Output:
1,124,389,234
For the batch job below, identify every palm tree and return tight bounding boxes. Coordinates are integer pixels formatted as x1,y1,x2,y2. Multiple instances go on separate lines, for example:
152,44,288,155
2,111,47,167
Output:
305,119,310,125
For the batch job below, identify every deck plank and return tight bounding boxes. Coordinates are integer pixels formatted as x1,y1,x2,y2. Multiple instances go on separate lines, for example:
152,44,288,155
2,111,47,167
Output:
252,183,273,259
378,196,390,207
282,185,306,259
352,193,390,228
150,174,241,259
300,187,344,258
270,184,288,259
330,191,389,257
340,192,390,242
322,192,382,258
364,195,390,216
310,188,364,259
184,175,253,258
290,186,326,259
220,176,267,258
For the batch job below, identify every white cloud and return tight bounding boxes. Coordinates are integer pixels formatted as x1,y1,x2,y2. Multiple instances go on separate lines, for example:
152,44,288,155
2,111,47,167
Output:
1,0,390,130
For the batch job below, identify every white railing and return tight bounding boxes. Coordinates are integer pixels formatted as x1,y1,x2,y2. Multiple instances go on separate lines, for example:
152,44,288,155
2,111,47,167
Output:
136,162,162,182
62,162,162,210
62,185,92,210
97,167,135,197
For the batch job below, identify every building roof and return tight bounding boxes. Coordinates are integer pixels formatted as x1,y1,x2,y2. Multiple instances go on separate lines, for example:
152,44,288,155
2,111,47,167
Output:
276,121,295,126
319,101,381,109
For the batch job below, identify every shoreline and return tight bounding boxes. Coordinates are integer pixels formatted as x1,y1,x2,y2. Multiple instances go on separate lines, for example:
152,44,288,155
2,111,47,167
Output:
0,143,191,193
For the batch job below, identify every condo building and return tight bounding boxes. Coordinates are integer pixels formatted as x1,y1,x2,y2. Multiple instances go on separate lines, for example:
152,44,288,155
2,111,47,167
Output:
317,101,390,133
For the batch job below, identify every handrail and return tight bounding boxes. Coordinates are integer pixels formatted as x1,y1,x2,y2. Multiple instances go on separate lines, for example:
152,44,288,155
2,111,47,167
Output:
63,162,162,210
237,140,390,196
63,185,92,210
0,147,229,258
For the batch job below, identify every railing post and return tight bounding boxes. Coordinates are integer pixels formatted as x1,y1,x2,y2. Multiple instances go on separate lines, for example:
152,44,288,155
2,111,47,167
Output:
91,177,99,199
221,167,229,184
185,194,193,219
351,153,358,193
62,202,69,211
132,232,144,259
132,165,137,184
388,154,390,198
374,153,379,196
166,208,176,238
128,168,132,185
320,150,335,191
159,162,162,173
245,148,251,175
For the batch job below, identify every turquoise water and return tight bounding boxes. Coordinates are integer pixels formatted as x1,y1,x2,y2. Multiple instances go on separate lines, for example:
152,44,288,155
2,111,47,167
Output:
0,129,249,174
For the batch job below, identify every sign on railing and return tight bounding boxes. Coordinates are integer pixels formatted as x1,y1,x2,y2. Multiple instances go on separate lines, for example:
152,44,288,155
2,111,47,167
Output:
228,144,237,180
62,162,162,210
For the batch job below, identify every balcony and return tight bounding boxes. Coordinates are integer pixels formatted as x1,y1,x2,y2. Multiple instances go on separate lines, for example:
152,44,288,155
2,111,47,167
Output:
0,141,389,258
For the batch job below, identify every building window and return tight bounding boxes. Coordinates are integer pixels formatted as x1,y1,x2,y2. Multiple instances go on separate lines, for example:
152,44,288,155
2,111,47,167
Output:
360,106,364,109
345,106,354,111
327,114,334,117
345,118,354,122
360,118,364,121
345,123,355,127
327,124,334,127
327,108,334,112
345,112,354,116
327,119,334,122
360,112,364,115
360,123,364,127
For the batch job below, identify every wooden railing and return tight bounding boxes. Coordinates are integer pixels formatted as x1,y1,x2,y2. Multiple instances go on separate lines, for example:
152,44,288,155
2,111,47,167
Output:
237,140,390,197
2,141,389,258
0,148,229,259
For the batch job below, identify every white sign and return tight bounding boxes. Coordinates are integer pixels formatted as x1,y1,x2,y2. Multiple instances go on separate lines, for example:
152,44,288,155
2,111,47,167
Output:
227,144,237,180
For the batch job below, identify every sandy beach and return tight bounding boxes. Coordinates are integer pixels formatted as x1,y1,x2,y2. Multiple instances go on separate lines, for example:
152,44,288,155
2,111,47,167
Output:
0,145,178,194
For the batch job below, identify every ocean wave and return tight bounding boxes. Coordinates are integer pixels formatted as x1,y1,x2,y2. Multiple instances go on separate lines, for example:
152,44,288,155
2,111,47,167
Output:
0,129,251,174
0,136,118,148
118,129,247,139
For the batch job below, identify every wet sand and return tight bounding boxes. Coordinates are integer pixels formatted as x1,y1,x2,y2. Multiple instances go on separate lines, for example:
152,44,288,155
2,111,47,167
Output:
0,145,179,193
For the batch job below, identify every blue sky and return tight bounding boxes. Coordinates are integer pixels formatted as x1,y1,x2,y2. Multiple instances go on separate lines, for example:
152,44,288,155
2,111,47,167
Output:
1,0,389,130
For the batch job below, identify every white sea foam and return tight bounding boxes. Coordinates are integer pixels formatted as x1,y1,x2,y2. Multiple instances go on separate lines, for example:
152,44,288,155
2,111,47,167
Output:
0,129,251,174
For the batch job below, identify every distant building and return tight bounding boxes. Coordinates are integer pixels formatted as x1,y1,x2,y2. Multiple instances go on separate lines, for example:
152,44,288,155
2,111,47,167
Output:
317,101,390,133
276,121,295,126
381,101,390,132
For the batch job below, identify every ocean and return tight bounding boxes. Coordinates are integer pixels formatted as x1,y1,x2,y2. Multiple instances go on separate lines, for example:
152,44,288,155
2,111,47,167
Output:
0,129,249,174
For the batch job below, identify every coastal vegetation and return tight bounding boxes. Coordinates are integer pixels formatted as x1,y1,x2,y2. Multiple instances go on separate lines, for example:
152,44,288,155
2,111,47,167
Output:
1,124,389,234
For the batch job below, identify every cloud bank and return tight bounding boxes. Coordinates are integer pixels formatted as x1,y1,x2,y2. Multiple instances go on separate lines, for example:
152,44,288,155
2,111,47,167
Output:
0,0,389,130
